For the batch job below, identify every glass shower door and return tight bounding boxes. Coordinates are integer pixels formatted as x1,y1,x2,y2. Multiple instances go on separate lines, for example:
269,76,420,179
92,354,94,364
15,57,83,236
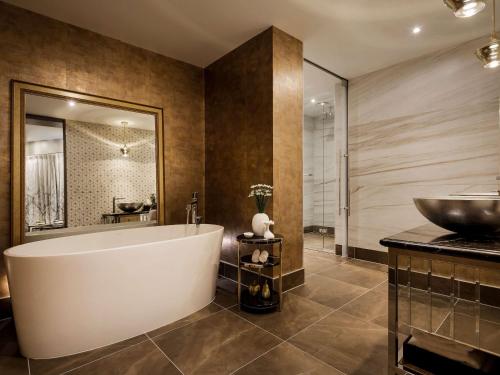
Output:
303,60,348,254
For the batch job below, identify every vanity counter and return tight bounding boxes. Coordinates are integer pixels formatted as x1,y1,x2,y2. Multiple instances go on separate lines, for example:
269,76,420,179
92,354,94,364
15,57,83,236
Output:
381,224,500,375
380,223,500,263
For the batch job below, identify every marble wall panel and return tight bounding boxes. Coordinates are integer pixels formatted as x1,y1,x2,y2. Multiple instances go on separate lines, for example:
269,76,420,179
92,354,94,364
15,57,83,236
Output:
349,36,500,252
0,2,205,300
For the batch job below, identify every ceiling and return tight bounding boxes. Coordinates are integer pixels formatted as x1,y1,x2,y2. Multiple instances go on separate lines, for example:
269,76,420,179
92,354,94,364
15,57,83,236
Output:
25,94,156,130
5,0,499,78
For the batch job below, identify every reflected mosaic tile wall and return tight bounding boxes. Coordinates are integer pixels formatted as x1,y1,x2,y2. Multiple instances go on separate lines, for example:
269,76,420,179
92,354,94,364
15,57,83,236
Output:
66,120,156,227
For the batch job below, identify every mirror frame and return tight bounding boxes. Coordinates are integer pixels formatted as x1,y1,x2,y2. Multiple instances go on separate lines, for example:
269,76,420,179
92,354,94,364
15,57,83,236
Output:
11,80,165,246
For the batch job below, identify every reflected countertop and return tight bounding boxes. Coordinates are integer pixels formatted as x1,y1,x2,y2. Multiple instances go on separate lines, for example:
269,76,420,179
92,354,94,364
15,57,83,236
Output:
380,224,500,262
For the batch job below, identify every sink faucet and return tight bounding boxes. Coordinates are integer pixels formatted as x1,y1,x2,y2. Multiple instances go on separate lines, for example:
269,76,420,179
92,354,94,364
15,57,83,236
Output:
113,197,125,213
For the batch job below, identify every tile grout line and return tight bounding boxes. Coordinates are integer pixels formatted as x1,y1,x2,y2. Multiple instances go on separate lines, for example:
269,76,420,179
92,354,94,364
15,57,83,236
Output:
224,296,348,374
146,333,185,375
284,278,388,343
58,336,151,375
224,309,346,375
227,341,286,375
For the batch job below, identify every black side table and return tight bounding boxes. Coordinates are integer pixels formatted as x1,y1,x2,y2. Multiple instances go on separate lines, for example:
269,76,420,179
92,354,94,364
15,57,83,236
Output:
236,234,284,313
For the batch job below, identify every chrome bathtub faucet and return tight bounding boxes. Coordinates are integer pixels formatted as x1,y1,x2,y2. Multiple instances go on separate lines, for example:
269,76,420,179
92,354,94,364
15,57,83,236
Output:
187,192,202,225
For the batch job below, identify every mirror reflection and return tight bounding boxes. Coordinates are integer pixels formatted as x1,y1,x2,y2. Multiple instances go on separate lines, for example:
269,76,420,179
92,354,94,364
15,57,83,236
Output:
24,93,157,238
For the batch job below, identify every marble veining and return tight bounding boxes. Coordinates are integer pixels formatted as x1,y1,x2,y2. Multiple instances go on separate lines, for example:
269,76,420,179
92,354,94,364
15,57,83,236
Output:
349,35,500,253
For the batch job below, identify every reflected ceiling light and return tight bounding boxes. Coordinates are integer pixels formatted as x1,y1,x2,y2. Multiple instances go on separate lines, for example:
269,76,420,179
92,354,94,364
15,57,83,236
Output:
68,100,76,107
412,26,422,34
310,98,316,103
443,0,486,17
475,0,499,68
120,121,129,157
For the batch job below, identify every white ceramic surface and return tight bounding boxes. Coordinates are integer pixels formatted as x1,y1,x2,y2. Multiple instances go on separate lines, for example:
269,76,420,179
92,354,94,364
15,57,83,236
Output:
5,224,224,359
252,213,269,236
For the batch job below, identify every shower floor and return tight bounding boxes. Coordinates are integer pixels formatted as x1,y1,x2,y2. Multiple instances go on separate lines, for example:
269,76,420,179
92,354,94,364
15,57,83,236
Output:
304,232,335,252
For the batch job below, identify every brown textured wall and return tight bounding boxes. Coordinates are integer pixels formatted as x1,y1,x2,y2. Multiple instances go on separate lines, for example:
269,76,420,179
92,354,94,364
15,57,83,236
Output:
272,29,303,273
205,28,274,264
205,27,303,274
0,2,205,299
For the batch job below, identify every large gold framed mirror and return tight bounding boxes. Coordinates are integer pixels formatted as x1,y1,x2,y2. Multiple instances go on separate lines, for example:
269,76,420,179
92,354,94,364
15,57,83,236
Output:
11,81,165,245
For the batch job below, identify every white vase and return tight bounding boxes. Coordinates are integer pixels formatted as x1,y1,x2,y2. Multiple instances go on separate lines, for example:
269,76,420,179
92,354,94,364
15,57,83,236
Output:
263,221,275,239
252,213,269,236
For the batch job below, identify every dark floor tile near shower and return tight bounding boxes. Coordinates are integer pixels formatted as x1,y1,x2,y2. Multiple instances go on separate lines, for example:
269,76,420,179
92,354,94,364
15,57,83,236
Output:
319,261,387,289
234,342,343,375
153,310,281,375
147,303,222,338
29,334,148,375
290,274,368,309
290,310,389,375
231,292,332,340
303,255,341,275
67,340,180,375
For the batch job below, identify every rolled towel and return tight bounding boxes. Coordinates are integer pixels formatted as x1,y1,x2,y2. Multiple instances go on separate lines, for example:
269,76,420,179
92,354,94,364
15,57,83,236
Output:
259,250,269,263
251,249,261,263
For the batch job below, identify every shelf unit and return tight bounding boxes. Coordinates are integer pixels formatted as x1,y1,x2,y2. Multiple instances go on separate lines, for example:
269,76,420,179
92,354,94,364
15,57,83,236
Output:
236,234,284,313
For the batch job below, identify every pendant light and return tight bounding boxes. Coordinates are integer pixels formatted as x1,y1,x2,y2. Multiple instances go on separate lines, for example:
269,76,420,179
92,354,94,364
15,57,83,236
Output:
444,0,486,17
475,0,499,68
120,121,129,157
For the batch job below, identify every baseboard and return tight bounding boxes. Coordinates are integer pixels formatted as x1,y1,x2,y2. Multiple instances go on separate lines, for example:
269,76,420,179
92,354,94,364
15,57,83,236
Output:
335,245,388,265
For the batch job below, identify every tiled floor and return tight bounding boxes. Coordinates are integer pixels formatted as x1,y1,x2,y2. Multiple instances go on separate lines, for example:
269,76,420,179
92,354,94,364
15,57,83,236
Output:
0,249,392,374
304,232,335,251
2,249,497,374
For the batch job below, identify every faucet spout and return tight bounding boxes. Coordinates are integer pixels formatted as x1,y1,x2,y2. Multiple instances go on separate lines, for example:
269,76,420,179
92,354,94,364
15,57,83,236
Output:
188,192,199,224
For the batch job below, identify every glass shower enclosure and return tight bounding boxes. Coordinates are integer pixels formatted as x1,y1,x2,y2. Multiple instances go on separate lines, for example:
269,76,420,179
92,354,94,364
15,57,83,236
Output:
303,60,348,255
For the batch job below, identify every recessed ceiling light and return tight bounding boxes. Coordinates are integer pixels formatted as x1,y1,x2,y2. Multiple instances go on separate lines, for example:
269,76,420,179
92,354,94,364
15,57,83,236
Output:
310,98,316,103
443,0,486,18
412,26,422,34
68,100,76,107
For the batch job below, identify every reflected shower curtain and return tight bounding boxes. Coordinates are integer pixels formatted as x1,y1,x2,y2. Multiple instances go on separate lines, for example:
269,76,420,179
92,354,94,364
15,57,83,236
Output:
25,153,64,228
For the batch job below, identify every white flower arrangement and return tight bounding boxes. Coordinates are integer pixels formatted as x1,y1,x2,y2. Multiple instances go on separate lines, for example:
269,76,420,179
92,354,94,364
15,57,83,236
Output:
248,184,273,213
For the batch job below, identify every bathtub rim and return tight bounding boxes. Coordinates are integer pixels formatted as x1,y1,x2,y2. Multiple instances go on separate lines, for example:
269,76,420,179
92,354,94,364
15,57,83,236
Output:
5,224,224,258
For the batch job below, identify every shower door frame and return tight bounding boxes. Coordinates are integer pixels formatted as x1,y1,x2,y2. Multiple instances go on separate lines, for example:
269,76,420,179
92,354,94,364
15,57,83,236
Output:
303,59,349,256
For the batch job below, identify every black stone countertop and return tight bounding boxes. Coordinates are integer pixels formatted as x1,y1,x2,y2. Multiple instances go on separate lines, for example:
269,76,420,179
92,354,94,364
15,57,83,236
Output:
380,224,500,263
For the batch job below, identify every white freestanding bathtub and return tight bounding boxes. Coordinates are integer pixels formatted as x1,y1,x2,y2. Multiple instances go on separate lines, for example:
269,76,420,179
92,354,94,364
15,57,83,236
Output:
4,224,224,359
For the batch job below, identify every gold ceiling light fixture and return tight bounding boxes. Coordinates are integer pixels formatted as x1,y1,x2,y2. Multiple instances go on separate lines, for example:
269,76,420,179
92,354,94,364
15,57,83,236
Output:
120,121,129,157
444,0,486,17
475,0,499,68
